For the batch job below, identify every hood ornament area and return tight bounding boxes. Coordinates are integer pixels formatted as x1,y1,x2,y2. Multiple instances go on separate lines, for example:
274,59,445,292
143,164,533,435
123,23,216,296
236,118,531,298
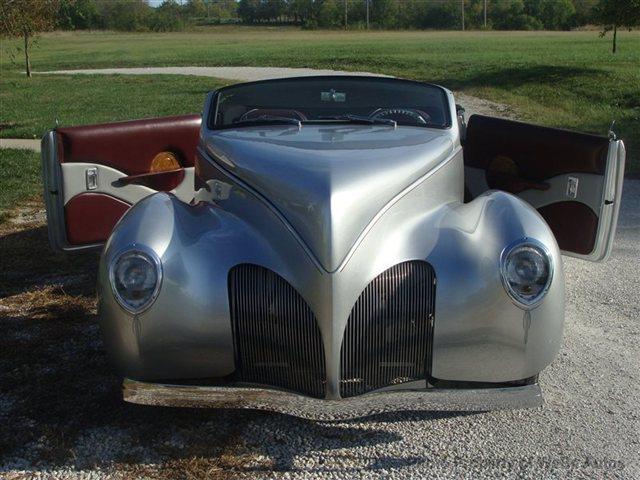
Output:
204,125,454,271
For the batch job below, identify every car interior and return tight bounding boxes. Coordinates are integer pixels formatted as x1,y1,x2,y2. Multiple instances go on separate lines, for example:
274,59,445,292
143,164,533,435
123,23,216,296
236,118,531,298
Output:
212,77,451,128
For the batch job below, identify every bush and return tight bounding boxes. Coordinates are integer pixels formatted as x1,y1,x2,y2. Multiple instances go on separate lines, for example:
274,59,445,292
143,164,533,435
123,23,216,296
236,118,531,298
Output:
57,0,101,30
97,0,151,32
150,0,185,32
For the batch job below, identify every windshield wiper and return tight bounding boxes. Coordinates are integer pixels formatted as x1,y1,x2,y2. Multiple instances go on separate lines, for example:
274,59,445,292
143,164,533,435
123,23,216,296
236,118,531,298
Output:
232,115,302,128
317,114,397,127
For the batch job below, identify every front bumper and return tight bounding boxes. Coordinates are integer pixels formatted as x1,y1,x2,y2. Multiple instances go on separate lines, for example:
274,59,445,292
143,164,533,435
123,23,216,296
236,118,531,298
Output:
123,379,543,420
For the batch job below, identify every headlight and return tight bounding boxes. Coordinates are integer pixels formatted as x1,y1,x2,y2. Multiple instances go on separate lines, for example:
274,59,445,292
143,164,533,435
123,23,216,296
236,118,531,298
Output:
500,239,553,309
109,248,162,313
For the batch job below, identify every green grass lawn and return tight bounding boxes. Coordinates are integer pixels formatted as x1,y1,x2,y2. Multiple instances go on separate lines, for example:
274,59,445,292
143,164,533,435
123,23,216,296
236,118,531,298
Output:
0,73,227,138
0,149,41,223
1,27,639,170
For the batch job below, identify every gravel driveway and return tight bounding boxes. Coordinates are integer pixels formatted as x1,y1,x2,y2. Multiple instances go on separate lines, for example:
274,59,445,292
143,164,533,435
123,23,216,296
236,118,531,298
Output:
1,67,638,478
1,180,637,479
3,67,515,154
36,66,517,120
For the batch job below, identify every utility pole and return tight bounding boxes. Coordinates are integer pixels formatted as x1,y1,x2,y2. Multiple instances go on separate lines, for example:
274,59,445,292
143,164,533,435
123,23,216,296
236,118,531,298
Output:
344,0,348,30
461,0,465,31
484,0,487,28
366,0,370,30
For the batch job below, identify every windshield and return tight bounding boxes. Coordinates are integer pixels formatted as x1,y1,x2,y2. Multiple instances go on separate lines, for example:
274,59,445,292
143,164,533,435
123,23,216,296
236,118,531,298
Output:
210,76,451,130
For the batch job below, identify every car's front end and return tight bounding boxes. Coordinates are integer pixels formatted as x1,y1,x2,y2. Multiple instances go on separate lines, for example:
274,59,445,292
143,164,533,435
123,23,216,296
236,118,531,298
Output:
97,77,564,418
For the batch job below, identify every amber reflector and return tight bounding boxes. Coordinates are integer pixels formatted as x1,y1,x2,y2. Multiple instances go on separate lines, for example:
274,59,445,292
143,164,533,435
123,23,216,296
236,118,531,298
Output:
150,151,180,172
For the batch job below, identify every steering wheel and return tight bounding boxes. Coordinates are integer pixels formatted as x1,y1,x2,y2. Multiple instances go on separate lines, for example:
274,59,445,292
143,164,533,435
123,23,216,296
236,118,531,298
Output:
370,108,430,126
239,108,308,122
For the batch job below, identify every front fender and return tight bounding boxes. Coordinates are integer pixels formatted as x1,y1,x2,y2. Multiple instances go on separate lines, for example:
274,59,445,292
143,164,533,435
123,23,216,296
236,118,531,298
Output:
98,192,317,381
428,191,565,382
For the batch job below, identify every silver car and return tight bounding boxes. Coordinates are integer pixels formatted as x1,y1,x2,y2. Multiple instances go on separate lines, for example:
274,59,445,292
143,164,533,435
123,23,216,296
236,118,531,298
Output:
42,76,625,419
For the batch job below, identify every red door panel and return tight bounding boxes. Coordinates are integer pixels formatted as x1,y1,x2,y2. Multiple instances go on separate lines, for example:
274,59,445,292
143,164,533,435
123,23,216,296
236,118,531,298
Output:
537,201,598,255
463,114,624,261
464,114,609,179
43,114,201,252
65,193,131,245
57,114,201,174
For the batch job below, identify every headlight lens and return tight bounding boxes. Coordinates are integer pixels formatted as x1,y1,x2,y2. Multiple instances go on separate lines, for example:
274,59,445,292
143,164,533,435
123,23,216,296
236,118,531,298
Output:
109,249,162,313
500,240,553,308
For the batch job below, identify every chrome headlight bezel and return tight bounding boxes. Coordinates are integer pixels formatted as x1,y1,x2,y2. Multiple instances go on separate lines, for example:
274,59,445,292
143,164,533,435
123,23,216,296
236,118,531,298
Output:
500,238,554,309
108,245,163,314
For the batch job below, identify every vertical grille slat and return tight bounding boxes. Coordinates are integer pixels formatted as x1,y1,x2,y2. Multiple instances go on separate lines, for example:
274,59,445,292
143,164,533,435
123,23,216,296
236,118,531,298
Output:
340,261,436,398
229,264,325,398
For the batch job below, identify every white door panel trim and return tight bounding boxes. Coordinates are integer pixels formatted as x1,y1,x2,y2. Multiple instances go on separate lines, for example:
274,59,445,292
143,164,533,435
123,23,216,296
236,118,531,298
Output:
464,166,604,213
61,163,195,205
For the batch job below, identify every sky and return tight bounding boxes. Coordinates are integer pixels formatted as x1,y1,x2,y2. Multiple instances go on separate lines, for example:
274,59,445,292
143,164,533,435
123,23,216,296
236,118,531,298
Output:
148,0,187,6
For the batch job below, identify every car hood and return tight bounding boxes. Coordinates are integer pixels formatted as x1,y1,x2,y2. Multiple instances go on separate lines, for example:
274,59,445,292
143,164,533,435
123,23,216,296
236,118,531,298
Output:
203,124,455,272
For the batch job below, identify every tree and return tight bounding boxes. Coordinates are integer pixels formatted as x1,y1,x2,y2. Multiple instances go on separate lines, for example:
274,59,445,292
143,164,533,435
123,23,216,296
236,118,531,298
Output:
57,0,101,30
491,0,541,30
289,0,316,25
593,0,640,53
318,0,343,27
540,0,575,30
151,0,185,31
0,0,59,77
205,0,239,20
259,0,287,22
419,1,461,29
96,0,151,31
525,0,575,30
238,0,260,23
184,0,207,19
371,0,396,28
573,0,599,26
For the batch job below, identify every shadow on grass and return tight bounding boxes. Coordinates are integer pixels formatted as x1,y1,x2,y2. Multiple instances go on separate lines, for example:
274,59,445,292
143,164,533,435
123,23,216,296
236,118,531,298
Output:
0,225,99,299
438,64,638,172
438,64,605,92
0,222,476,476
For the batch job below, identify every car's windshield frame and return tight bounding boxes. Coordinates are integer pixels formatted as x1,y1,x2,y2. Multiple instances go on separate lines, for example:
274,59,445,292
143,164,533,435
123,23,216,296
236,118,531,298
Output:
207,76,452,131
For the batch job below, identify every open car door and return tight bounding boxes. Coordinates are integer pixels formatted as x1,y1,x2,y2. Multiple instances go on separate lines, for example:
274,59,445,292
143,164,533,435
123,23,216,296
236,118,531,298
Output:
42,114,201,253
464,115,625,261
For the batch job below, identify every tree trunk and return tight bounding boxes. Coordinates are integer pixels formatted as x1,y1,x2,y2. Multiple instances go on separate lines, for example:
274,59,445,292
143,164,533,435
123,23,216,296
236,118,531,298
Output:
484,0,487,28
24,31,31,78
366,0,369,30
612,24,617,54
345,0,348,30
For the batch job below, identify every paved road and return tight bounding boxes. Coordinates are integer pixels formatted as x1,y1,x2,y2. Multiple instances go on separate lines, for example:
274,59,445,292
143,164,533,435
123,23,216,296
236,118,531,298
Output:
0,138,41,151
39,66,516,119
37,66,386,81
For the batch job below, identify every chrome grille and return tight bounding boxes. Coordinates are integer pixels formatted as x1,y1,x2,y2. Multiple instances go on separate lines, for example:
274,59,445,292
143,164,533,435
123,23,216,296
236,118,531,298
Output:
340,261,436,398
228,264,325,398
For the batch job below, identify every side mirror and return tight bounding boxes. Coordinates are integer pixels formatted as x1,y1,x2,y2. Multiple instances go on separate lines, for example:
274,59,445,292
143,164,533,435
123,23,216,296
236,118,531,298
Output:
456,104,467,144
